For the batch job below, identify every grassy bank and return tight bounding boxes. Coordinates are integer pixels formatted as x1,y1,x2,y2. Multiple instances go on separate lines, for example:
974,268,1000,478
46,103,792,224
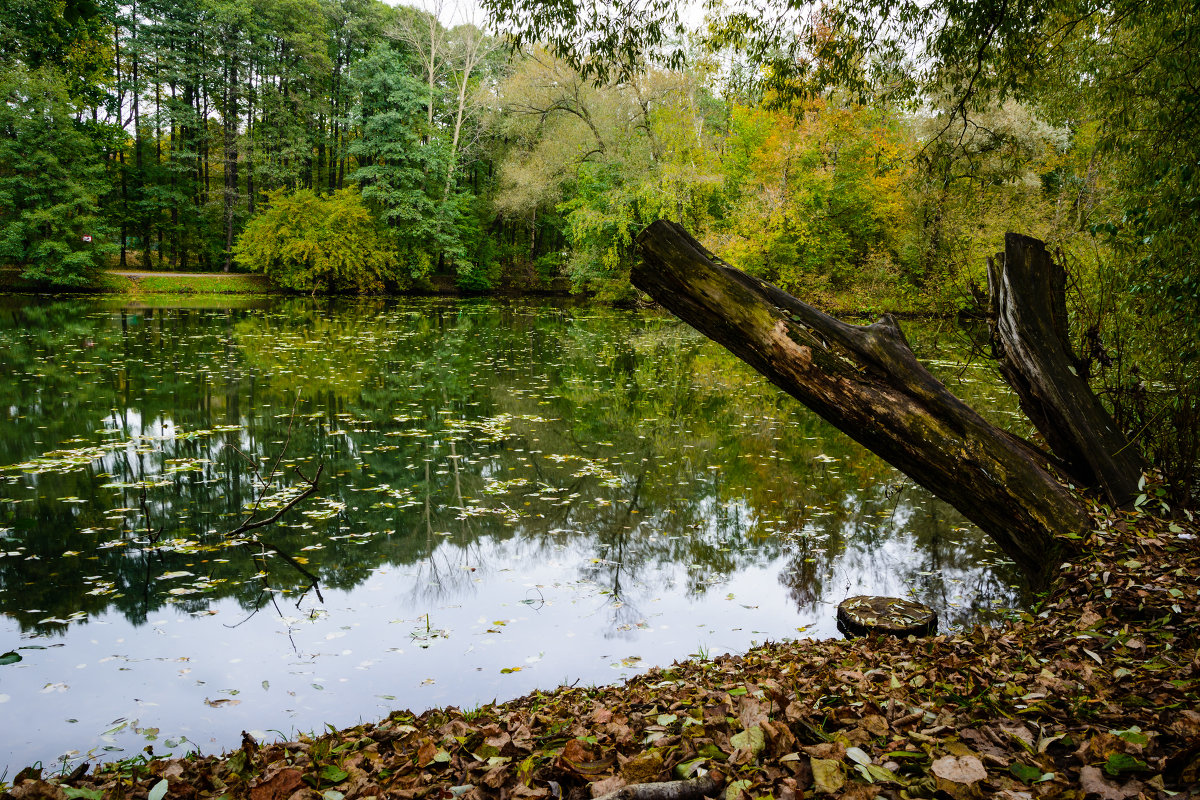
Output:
6,499,1198,799
1,269,581,301
0,268,278,296
100,272,278,296
1,268,938,314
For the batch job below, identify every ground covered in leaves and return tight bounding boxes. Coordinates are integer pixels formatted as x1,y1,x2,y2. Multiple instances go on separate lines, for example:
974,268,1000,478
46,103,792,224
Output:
6,507,1200,800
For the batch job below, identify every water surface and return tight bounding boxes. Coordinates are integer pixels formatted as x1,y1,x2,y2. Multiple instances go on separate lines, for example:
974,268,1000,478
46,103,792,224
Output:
0,297,1023,774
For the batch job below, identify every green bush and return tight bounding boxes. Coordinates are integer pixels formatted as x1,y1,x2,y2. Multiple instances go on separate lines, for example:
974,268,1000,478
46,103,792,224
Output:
233,187,401,294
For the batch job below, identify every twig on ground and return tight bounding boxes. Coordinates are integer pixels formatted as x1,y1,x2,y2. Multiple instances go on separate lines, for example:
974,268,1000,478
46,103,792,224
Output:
593,776,719,800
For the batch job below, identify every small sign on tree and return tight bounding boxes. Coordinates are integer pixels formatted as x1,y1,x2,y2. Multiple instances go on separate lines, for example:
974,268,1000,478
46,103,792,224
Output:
82,234,93,243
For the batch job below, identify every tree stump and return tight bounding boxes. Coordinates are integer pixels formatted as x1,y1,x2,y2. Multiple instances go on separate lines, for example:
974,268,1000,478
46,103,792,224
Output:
836,596,937,638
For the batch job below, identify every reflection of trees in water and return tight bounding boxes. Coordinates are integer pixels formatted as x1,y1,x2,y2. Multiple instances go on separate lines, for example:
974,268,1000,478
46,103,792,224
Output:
0,298,1026,637
776,479,1024,630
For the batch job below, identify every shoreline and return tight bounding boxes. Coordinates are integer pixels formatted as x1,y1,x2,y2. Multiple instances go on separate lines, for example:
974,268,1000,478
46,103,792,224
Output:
0,269,943,317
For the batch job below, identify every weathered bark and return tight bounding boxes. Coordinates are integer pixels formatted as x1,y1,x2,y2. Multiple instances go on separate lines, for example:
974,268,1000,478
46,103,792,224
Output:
632,220,1093,581
987,234,1145,507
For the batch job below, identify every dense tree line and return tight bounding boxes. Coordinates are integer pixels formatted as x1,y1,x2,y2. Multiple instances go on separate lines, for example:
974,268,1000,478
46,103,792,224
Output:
3,0,1067,302
1,0,518,287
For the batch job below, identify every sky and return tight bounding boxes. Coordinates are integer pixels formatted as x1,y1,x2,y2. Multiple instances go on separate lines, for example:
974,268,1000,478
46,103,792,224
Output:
386,0,710,32
386,0,491,27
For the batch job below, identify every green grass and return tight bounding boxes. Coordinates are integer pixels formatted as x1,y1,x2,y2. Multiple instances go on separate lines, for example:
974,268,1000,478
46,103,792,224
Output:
2,267,281,296
112,272,277,295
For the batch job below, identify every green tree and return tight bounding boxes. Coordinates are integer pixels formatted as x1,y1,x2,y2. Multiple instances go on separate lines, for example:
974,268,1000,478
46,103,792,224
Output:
712,99,914,299
0,67,117,285
491,53,719,302
233,186,399,293
0,0,113,105
349,41,454,282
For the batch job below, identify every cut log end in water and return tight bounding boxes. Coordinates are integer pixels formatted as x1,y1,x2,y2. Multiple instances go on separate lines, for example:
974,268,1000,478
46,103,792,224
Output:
836,595,937,638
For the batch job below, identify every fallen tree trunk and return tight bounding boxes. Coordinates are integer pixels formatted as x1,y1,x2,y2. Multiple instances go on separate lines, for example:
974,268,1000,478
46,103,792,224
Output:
632,220,1094,581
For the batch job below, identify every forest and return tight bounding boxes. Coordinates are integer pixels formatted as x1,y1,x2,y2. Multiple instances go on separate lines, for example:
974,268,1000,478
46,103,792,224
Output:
0,0,1115,303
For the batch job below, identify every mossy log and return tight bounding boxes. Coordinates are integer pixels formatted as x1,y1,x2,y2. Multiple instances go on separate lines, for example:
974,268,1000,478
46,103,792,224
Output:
632,220,1096,583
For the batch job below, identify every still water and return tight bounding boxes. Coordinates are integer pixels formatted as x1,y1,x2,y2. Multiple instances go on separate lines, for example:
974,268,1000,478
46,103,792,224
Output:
0,296,1023,774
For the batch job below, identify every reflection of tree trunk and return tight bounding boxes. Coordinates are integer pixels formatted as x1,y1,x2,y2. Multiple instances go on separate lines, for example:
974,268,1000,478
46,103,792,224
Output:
424,460,434,550
633,221,1099,583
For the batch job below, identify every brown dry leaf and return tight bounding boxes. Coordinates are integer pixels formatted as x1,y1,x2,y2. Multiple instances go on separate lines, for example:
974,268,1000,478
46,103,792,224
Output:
783,700,808,724
8,780,68,800
1079,765,1136,799
958,728,1009,763
737,697,769,729
1082,732,1126,762
439,719,472,740
511,722,535,752
1168,710,1200,738
997,721,1034,750
620,750,663,783
416,738,438,768
931,754,987,799
560,738,613,777
248,767,304,800
931,754,987,782
761,719,798,756
486,730,512,752
603,722,634,746
808,758,845,794
859,714,888,738
801,743,845,761
561,738,593,765
482,764,510,789
590,775,625,797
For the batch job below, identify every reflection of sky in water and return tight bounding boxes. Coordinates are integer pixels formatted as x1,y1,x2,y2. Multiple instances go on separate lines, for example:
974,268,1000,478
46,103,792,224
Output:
0,298,1025,773
2,522,994,771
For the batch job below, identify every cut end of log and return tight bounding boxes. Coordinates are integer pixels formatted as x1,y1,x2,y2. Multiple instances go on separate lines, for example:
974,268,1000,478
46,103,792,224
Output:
836,596,937,638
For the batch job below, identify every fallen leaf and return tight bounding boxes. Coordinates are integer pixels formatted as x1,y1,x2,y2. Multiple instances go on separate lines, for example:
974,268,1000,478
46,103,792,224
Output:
249,768,303,800
809,758,845,794
1079,765,1139,800
931,754,987,798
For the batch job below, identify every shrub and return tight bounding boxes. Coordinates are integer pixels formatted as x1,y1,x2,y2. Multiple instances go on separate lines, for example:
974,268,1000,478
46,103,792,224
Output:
233,187,401,294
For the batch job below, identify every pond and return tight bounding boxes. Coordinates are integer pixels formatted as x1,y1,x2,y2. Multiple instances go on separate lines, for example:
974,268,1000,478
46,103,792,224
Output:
0,296,1025,775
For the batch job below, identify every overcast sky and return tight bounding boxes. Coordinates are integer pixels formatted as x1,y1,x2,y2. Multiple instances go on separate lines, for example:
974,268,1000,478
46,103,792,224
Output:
386,0,709,32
